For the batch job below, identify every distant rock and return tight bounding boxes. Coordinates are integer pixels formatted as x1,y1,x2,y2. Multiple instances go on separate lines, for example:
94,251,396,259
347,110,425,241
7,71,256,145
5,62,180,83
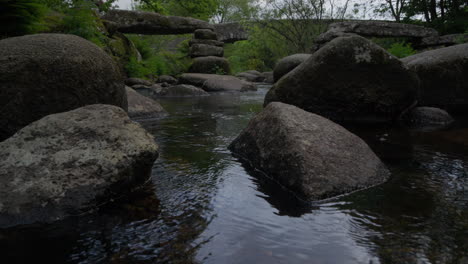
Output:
236,71,265,82
328,21,438,38
194,29,218,40
132,84,163,99
262,72,274,84
190,43,224,57
0,105,159,228
273,54,311,82
265,36,419,123
179,73,255,92
402,106,454,128
0,34,127,141
156,75,178,85
125,77,153,87
188,56,231,74
126,86,167,119
154,84,209,97
402,43,468,112
101,9,214,35
189,39,224,47
229,102,389,200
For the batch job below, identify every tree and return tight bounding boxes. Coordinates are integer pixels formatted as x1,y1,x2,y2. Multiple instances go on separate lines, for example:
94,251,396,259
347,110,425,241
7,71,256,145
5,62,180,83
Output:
0,0,46,37
133,0,218,21
254,0,351,53
386,0,408,21
212,0,259,23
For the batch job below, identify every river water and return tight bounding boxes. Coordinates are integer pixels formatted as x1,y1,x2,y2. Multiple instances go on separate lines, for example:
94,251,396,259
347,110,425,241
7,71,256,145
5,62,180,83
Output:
1,85,467,264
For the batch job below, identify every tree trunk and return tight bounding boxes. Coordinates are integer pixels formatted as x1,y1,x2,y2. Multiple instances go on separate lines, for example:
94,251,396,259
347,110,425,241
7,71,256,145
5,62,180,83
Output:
429,0,438,21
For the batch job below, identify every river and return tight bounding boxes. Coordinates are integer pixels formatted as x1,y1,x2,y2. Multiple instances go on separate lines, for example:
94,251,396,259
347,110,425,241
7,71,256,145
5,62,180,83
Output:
1,85,467,264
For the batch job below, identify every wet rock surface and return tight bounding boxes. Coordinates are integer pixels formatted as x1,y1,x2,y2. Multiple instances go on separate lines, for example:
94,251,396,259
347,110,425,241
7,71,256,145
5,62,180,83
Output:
0,105,159,228
402,43,468,112
265,36,419,123
126,86,167,119
229,102,390,200
273,54,311,82
0,34,127,141
179,73,254,92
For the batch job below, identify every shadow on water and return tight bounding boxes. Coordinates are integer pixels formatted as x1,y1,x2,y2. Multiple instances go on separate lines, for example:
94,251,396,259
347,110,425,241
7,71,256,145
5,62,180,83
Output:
1,85,468,264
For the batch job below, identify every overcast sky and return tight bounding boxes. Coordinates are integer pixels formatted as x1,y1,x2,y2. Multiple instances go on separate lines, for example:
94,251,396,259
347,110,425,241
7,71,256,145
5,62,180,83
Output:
113,0,390,20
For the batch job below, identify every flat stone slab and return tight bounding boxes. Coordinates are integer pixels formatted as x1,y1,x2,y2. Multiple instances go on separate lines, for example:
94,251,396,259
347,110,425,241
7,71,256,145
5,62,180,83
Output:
328,21,438,38
102,10,214,35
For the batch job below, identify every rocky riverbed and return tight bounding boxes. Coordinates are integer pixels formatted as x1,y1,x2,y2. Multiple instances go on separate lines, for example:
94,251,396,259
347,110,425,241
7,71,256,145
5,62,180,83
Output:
1,85,467,263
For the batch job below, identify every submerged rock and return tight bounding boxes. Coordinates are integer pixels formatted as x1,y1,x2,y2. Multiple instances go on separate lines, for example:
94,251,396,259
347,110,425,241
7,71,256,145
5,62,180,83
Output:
401,43,468,112
179,73,255,92
0,105,159,228
0,34,127,141
273,54,311,82
126,86,167,119
265,36,419,123
229,102,389,200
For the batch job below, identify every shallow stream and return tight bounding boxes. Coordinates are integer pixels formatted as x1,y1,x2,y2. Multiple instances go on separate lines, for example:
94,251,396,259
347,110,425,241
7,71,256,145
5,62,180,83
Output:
1,85,467,264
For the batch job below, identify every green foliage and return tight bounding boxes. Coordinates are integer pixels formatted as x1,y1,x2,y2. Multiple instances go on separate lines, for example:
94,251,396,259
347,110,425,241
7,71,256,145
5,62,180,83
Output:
37,0,68,11
59,1,106,47
125,34,191,79
0,0,47,37
213,0,258,23
134,0,218,21
211,65,227,75
387,42,416,58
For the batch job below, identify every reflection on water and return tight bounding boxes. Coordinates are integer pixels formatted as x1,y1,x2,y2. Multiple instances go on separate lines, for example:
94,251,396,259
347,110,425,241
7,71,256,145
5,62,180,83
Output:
0,85,467,264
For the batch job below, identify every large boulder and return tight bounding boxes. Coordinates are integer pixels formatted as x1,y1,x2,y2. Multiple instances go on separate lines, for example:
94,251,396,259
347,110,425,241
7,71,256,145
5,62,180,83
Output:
401,43,468,111
179,73,255,92
265,36,419,123
0,105,159,228
229,102,389,200
190,44,224,58
273,54,311,82
0,34,127,141
126,86,167,119
188,56,231,74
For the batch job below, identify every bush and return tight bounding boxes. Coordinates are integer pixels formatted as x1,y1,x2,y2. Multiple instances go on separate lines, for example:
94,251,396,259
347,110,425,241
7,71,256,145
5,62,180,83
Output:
387,42,416,58
60,1,106,47
0,0,46,37
124,35,192,79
